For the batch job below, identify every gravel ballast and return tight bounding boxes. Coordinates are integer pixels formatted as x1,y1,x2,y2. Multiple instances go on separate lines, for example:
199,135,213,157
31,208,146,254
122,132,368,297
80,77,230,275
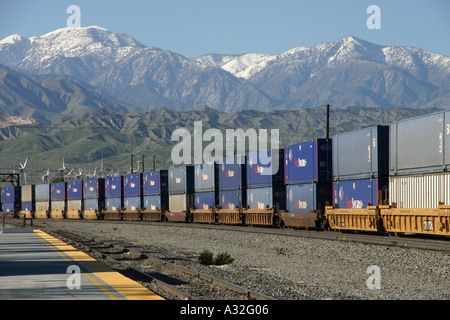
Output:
19,220,450,300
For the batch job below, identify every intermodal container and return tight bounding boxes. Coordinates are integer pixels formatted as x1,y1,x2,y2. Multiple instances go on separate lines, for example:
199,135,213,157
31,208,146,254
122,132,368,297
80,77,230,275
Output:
123,173,142,197
286,183,332,214
389,172,450,209
21,201,34,212
169,193,194,212
218,157,246,191
105,198,122,211
144,195,169,210
51,200,65,211
168,166,195,195
143,170,168,196
333,178,388,209
2,203,18,212
36,201,50,212
194,163,218,192
246,149,285,188
390,111,448,176
219,189,246,210
51,182,66,201
35,184,50,202
194,191,218,210
83,178,105,199
124,197,142,210
67,200,82,211
246,187,286,210
67,180,83,200
84,198,104,211
1,186,21,203
332,125,389,181
105,176,123,198
285,139,332,184
21,185,35,203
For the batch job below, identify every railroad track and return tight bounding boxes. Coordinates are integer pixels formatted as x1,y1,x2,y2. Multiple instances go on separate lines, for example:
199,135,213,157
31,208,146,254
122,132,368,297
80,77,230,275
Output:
45,229,277,301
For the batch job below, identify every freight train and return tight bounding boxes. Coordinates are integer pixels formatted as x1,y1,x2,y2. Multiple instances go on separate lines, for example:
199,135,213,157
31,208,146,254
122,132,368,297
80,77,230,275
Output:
1,110,449,238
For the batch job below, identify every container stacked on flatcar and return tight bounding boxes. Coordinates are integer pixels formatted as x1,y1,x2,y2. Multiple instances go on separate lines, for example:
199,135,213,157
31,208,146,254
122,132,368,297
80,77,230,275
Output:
142,170,168,221
217,156,247,224
1,186,20,217
83,178,105,219
282,139,332,228
122,173,143,220
245,149,285,226
385,111,450,236
104,175,123,220
327,126,389,232
168,165,195,222
50,182,66,219
192,162,219,223
20,185,35,218
35,184,50,218
66,180,83,219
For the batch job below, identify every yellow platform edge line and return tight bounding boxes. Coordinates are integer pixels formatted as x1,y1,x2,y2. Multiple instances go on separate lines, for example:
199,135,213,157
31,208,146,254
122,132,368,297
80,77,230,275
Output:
33,230,165,300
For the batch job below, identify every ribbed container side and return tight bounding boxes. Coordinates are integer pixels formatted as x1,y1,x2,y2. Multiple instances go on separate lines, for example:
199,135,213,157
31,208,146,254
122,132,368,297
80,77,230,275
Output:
83,179,105,199
83,198,103,211
36,201,50,211
333,178,388,209
169,193,194,212
105,198,122,211
218,157,246,191
51,200,65,211
35,184,50,202
219,189,246,210
124,197,142,210
168,166,194,195
390,111,447,176
51,182,66,201
67,180,83,200
143,170,168,196
246,186,286,210
332,125,389,181
246,149,285,188
2,203,18,212
285,139,332,184
194,163,218,192
105,176,122,198
21,185,35,202
144,195,168,210
123,173,142,197
67,199,82,210
194,191,218,210
1,186,21,203
389,172,450,209
286,183,332,213
21,201,34,211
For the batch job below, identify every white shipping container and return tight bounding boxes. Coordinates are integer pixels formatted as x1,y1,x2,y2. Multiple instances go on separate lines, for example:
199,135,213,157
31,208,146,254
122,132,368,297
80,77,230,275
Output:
51,200,66,211
67,200,82,211
36,201,50,211
169,193,194,212
389,172,449,208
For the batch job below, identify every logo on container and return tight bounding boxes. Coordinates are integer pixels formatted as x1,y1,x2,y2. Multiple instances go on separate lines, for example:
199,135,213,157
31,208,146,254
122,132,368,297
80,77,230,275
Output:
226,170,234,177
201,174,208,180
294,158,307,167
174,177,181,184
295,200,307,209
149,180,155,186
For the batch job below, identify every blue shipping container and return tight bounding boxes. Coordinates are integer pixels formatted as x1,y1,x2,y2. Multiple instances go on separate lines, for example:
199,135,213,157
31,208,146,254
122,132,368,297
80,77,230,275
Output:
21,201,34,212
143,170,168,196
84,179,105,199
105,198,122,211
333,178,388,209
144,195,169,210
2,202,18,212
35,184,50,202
124,197,142,210
83,198,104,211
218,157,246,191
247,187,286,210
194,191,218,210
168,166,195,194
246,149,284,188
195,163,218,192
67,180,83,200
51,182,66,201
105,176,123,198
285,139,332,184
219,189,246,210
123,173,142,197
286,183,331,214
1,186,21,203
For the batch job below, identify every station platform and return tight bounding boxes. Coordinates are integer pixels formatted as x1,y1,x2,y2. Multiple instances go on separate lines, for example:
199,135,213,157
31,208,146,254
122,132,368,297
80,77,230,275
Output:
0,228,164,300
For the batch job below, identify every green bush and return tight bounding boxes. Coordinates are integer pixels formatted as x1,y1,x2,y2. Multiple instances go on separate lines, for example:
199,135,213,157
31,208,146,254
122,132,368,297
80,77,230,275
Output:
199,250,234,266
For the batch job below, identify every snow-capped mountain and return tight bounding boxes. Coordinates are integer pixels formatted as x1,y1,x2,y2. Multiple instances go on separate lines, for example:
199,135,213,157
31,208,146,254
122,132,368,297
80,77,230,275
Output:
0,26,449,115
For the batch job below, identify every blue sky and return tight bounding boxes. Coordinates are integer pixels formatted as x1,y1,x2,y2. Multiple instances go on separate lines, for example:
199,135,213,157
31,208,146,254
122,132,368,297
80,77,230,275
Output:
0,0,449,57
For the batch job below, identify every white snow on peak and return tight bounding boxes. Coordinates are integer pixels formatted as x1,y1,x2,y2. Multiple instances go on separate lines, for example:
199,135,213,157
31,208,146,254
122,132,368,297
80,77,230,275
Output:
0,34,29,45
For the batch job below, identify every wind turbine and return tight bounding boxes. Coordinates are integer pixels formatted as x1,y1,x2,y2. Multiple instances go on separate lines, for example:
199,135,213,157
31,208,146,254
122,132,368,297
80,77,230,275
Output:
19,157,28,185
42,168,50,183
75,168,83,180
59,158,66,177
65,168,74,181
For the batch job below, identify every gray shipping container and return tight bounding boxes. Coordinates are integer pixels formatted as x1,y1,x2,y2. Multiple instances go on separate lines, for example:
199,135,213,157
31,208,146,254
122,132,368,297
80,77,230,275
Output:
67,200,83,211
35,184,50,202
168,166,195,194
51,200,65,211
332,125,389,181
21,185,34,202
169,193,194,213
194,163,218,192
36,201,50,211
390,111,448,176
